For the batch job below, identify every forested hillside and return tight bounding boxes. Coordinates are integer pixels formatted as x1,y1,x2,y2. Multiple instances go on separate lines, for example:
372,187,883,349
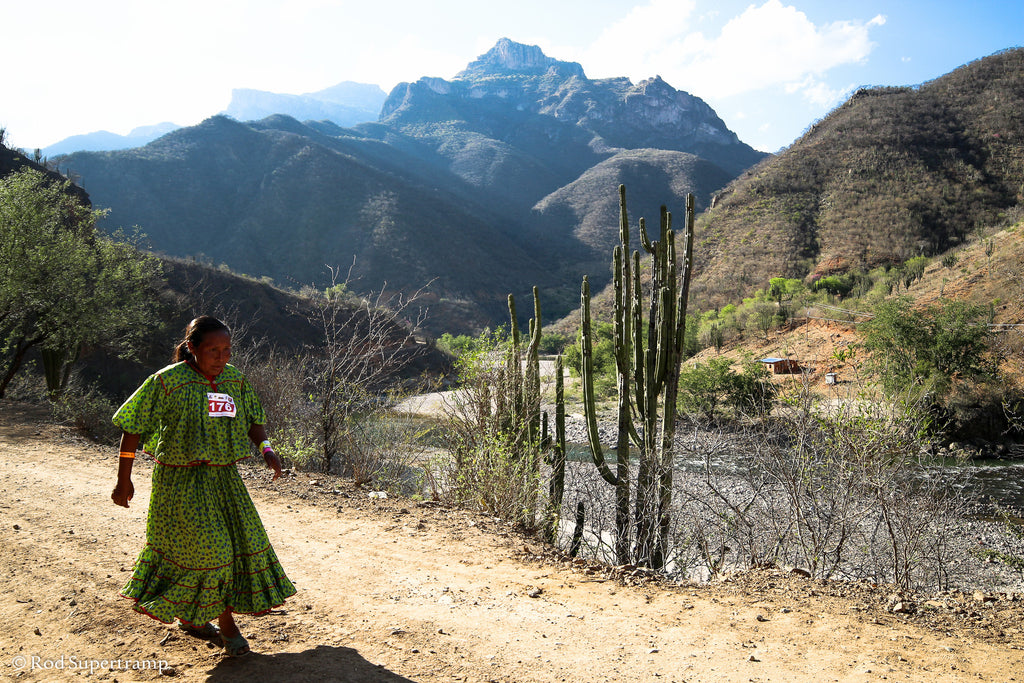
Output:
690,47,1024,310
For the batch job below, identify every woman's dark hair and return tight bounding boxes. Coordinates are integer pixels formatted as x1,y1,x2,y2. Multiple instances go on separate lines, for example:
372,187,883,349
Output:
173,316,231,363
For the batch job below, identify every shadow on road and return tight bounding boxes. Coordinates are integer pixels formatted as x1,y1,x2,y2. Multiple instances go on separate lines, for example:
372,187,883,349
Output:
205,645,417,682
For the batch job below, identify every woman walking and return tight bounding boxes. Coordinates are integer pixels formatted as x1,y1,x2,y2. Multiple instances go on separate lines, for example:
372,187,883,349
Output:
111,316,295,656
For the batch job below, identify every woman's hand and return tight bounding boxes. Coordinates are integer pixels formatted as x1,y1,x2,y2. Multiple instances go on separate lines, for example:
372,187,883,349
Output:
249,424,280,480
112,478,134,508
264,449,282,481
114,432,139,508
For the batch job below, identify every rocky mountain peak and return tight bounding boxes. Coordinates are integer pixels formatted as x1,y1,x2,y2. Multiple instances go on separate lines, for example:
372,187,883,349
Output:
380,38,763,176
456,38,586,79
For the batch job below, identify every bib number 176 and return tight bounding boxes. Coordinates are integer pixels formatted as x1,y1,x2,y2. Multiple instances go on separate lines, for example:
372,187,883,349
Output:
207,392,237,418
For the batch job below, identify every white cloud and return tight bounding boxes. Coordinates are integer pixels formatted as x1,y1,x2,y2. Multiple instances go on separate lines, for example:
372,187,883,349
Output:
579,0,699,79
783,76,854,108
582,0,885,103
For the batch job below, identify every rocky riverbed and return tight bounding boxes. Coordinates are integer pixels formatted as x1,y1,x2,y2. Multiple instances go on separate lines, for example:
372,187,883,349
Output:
557,411,1024,596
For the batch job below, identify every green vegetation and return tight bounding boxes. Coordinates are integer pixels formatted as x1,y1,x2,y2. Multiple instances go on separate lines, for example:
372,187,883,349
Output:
434,288,565,532
571,224,1020,447
434,327,576,359
6,47,1024,594
677,356,775,419
4,154,1015,595
860,297,1006,438
436,330,504,358
861,297,996,399
538,331,570,355
0,168,160,399
562,321,616,395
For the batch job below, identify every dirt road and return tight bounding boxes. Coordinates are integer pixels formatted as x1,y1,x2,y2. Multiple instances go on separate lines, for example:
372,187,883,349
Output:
1,400,1023,682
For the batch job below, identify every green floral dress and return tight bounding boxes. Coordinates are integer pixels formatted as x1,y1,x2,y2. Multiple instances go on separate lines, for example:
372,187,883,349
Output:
113,361,296,626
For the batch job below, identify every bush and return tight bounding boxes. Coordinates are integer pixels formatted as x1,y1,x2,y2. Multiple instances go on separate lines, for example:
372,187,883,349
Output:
51,377,122,444
563,322,617,396
336,406,436,493
677,358,735,418
812,274,854,298
539,332,570,355
862,297,996,401
431,330,544,526
437,328,509,358
731,359,776,414
677,357,776,419
437,332,481,357
664,391,972,591
243,346,433,492
436,429,540,519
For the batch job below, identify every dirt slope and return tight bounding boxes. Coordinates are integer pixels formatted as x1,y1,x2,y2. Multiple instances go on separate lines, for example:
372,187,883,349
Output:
1,400,1023,683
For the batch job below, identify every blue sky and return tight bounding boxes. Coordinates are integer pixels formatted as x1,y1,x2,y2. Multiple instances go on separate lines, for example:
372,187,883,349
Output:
3,0,1022,153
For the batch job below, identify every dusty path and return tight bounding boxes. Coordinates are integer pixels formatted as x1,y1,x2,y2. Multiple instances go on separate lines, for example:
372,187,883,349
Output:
1,400,1023,682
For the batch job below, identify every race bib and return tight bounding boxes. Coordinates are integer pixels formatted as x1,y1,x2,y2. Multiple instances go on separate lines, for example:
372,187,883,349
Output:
207,392,237,418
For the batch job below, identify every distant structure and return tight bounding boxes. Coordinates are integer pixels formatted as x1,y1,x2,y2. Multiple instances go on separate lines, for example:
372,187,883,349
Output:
759,357,801,375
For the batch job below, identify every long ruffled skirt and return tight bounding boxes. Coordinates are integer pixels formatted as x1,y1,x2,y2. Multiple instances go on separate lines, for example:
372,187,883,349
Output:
120,462,295,625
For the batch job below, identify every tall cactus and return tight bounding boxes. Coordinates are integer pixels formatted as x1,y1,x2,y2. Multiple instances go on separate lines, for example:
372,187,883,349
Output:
506,286,545,528
508,287,569,542
542,354,566,544
580,185,695,569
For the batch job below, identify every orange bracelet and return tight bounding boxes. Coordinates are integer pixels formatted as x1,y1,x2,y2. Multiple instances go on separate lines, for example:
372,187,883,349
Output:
119,451,136,459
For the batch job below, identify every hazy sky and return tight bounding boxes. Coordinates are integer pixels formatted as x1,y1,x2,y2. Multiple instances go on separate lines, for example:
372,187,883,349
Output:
4,0,1022,153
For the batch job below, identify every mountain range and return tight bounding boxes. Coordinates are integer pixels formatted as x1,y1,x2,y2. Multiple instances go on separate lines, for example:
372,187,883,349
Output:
42,122,181,157
53,40,1024,336
57,38,765,333
221,81,387,128
41,82,388,158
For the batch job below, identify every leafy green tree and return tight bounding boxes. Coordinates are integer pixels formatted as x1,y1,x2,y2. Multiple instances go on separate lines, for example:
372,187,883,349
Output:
0,168,160,398
683,313,700,357
813,274,854,298
437,332,484,358
748,302,777,338
677,357,734,418
861,297,995,398
677,356,776,419
929,301,997,380
729,358,776,414
538,331,569,355
767,277,804,306
699,321,725,353
900,256,929,290
564,321,617,396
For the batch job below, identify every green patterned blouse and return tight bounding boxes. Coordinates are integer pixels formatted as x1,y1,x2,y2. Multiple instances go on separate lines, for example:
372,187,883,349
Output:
112,362,266,467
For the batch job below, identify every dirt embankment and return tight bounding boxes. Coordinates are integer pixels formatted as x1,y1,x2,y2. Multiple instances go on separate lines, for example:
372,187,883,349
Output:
1,400,1023,682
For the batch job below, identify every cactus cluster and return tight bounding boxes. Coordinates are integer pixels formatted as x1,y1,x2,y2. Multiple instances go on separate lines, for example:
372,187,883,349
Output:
505,286,567,537
580,184,695,569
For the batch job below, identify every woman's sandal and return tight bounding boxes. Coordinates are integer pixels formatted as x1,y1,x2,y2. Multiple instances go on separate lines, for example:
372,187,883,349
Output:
221,632,251,657
178,622,220,641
